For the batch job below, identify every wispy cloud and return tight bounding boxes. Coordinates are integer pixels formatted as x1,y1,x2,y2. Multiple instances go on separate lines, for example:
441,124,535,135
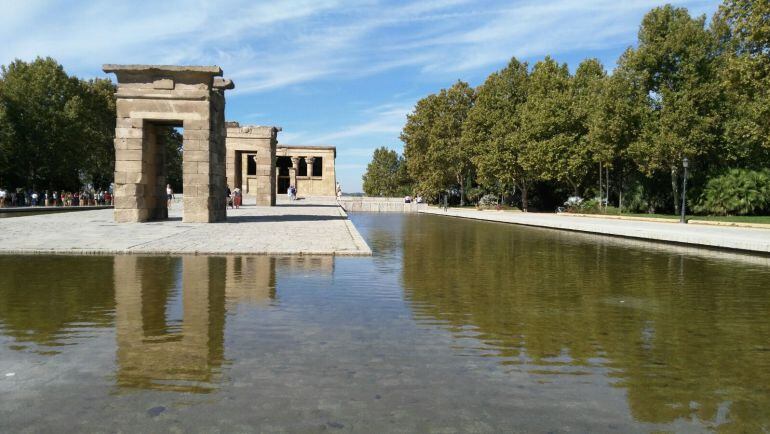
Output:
1,0,716,93
309,104,411,144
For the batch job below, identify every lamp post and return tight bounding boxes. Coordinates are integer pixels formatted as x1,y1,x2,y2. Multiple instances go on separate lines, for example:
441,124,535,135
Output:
680,157,689,224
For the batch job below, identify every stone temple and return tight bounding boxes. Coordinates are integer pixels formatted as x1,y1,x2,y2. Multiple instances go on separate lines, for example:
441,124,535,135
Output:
225,122,337,204
104,64,337,223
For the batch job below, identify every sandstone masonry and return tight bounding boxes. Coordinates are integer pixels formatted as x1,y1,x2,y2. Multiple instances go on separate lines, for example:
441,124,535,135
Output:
103,64,234,223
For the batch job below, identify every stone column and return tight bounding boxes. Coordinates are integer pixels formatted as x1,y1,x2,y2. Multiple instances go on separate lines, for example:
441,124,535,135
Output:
290,157,299,189
305,157,315,176
240,152,250,193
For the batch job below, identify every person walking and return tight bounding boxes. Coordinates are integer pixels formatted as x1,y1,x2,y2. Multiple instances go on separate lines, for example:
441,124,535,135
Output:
0,187,6,208
233,187,242,209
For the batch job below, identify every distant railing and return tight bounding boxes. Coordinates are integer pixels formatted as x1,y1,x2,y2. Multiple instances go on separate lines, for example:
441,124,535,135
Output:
337,197,427,213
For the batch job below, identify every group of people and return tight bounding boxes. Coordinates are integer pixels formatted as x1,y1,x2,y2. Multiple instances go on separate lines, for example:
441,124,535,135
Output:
404,195,423,204
225,185,242,209
0,188,112,208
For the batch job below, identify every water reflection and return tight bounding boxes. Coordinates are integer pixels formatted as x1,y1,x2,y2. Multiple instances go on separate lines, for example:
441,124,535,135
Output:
2,213,770,431
400,214,770,431
0,256,115,353
114,256,226,393
225,256,276,306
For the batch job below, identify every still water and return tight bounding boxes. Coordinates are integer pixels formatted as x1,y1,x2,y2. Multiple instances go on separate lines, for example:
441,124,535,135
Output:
1,213,769,432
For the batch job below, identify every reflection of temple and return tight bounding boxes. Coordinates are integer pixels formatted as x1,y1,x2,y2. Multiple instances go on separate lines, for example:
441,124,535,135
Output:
276,256,335,276
224,256,276,306
114,256,226,393
114,255,284,392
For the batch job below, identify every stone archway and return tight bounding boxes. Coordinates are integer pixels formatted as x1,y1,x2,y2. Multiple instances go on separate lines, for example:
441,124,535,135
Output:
103,65,234,223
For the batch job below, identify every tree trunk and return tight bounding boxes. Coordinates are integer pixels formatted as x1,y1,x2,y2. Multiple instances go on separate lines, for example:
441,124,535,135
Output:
521,184,528,212
598,162,602,204
605,164,609,212
569,178,579,197
671,166,680,215
458,173,465,207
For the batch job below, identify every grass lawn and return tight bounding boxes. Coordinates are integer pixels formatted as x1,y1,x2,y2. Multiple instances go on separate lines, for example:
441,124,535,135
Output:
595,212,770,225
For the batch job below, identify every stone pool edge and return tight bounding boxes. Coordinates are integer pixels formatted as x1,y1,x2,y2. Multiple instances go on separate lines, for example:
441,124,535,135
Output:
419,207,770,255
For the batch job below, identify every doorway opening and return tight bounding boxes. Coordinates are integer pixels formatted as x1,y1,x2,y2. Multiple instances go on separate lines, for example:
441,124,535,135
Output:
276,156,292,194
142,120,184,220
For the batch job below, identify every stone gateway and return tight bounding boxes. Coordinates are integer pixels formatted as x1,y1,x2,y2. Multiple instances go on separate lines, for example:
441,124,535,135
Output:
104,64,234,223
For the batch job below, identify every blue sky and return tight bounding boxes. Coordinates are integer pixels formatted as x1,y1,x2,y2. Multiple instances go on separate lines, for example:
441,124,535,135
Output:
1,0,719,192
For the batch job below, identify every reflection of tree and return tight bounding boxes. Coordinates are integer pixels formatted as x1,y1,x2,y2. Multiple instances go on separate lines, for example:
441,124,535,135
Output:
114,256,226,393
401,216,770,430
0,256,114,351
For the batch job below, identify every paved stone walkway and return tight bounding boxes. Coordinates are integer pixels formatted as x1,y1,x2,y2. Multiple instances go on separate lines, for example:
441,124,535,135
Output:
420,207,770,254
0,198,371,256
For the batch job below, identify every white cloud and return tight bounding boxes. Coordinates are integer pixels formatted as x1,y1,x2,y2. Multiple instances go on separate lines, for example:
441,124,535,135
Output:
1,0,718,93
308,104,411,144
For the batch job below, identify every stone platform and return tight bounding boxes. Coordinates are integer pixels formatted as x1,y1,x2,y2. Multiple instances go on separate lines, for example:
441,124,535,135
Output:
0,199,371,256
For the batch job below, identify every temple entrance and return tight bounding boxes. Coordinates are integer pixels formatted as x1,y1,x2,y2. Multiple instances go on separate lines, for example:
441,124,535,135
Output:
104,64,234,223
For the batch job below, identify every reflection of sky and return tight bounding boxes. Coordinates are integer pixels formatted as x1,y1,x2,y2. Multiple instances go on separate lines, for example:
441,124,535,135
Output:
0,1,720,192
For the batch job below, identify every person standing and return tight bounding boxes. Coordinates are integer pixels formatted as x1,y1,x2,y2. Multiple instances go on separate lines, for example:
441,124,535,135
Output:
336,182,342,200
166,184,174,208
0,187,6,208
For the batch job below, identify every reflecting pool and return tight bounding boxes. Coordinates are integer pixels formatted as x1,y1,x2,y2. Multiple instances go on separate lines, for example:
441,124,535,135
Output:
1,213,769,432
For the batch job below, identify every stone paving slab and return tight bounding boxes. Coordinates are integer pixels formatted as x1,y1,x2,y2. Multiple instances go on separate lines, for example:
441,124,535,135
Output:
0,199,371,256
420,207,770,254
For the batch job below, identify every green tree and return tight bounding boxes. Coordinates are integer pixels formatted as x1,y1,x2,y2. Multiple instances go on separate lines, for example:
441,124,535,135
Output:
572,58,608,201
519,57,587,196
713,0,770,164
0,57,83,189
625,5,722,214
73,78,116,189
362,146,411,196
161,127,183,192
0,57,116,190
402,81,475,204
588,56,648,209
463,57,535,210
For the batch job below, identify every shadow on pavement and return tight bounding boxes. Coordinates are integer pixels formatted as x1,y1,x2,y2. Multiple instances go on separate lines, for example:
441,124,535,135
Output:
226,214,347,223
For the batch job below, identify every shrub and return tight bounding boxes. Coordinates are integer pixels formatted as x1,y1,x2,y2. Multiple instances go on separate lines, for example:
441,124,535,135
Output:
477,194,499,209
694,169,770,216
466,187,484,204
563,196,600,213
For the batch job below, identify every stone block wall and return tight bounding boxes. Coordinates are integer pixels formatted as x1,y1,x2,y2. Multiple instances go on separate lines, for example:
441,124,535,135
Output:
105,65,232,223
276,146,337,197
225,124,279,206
